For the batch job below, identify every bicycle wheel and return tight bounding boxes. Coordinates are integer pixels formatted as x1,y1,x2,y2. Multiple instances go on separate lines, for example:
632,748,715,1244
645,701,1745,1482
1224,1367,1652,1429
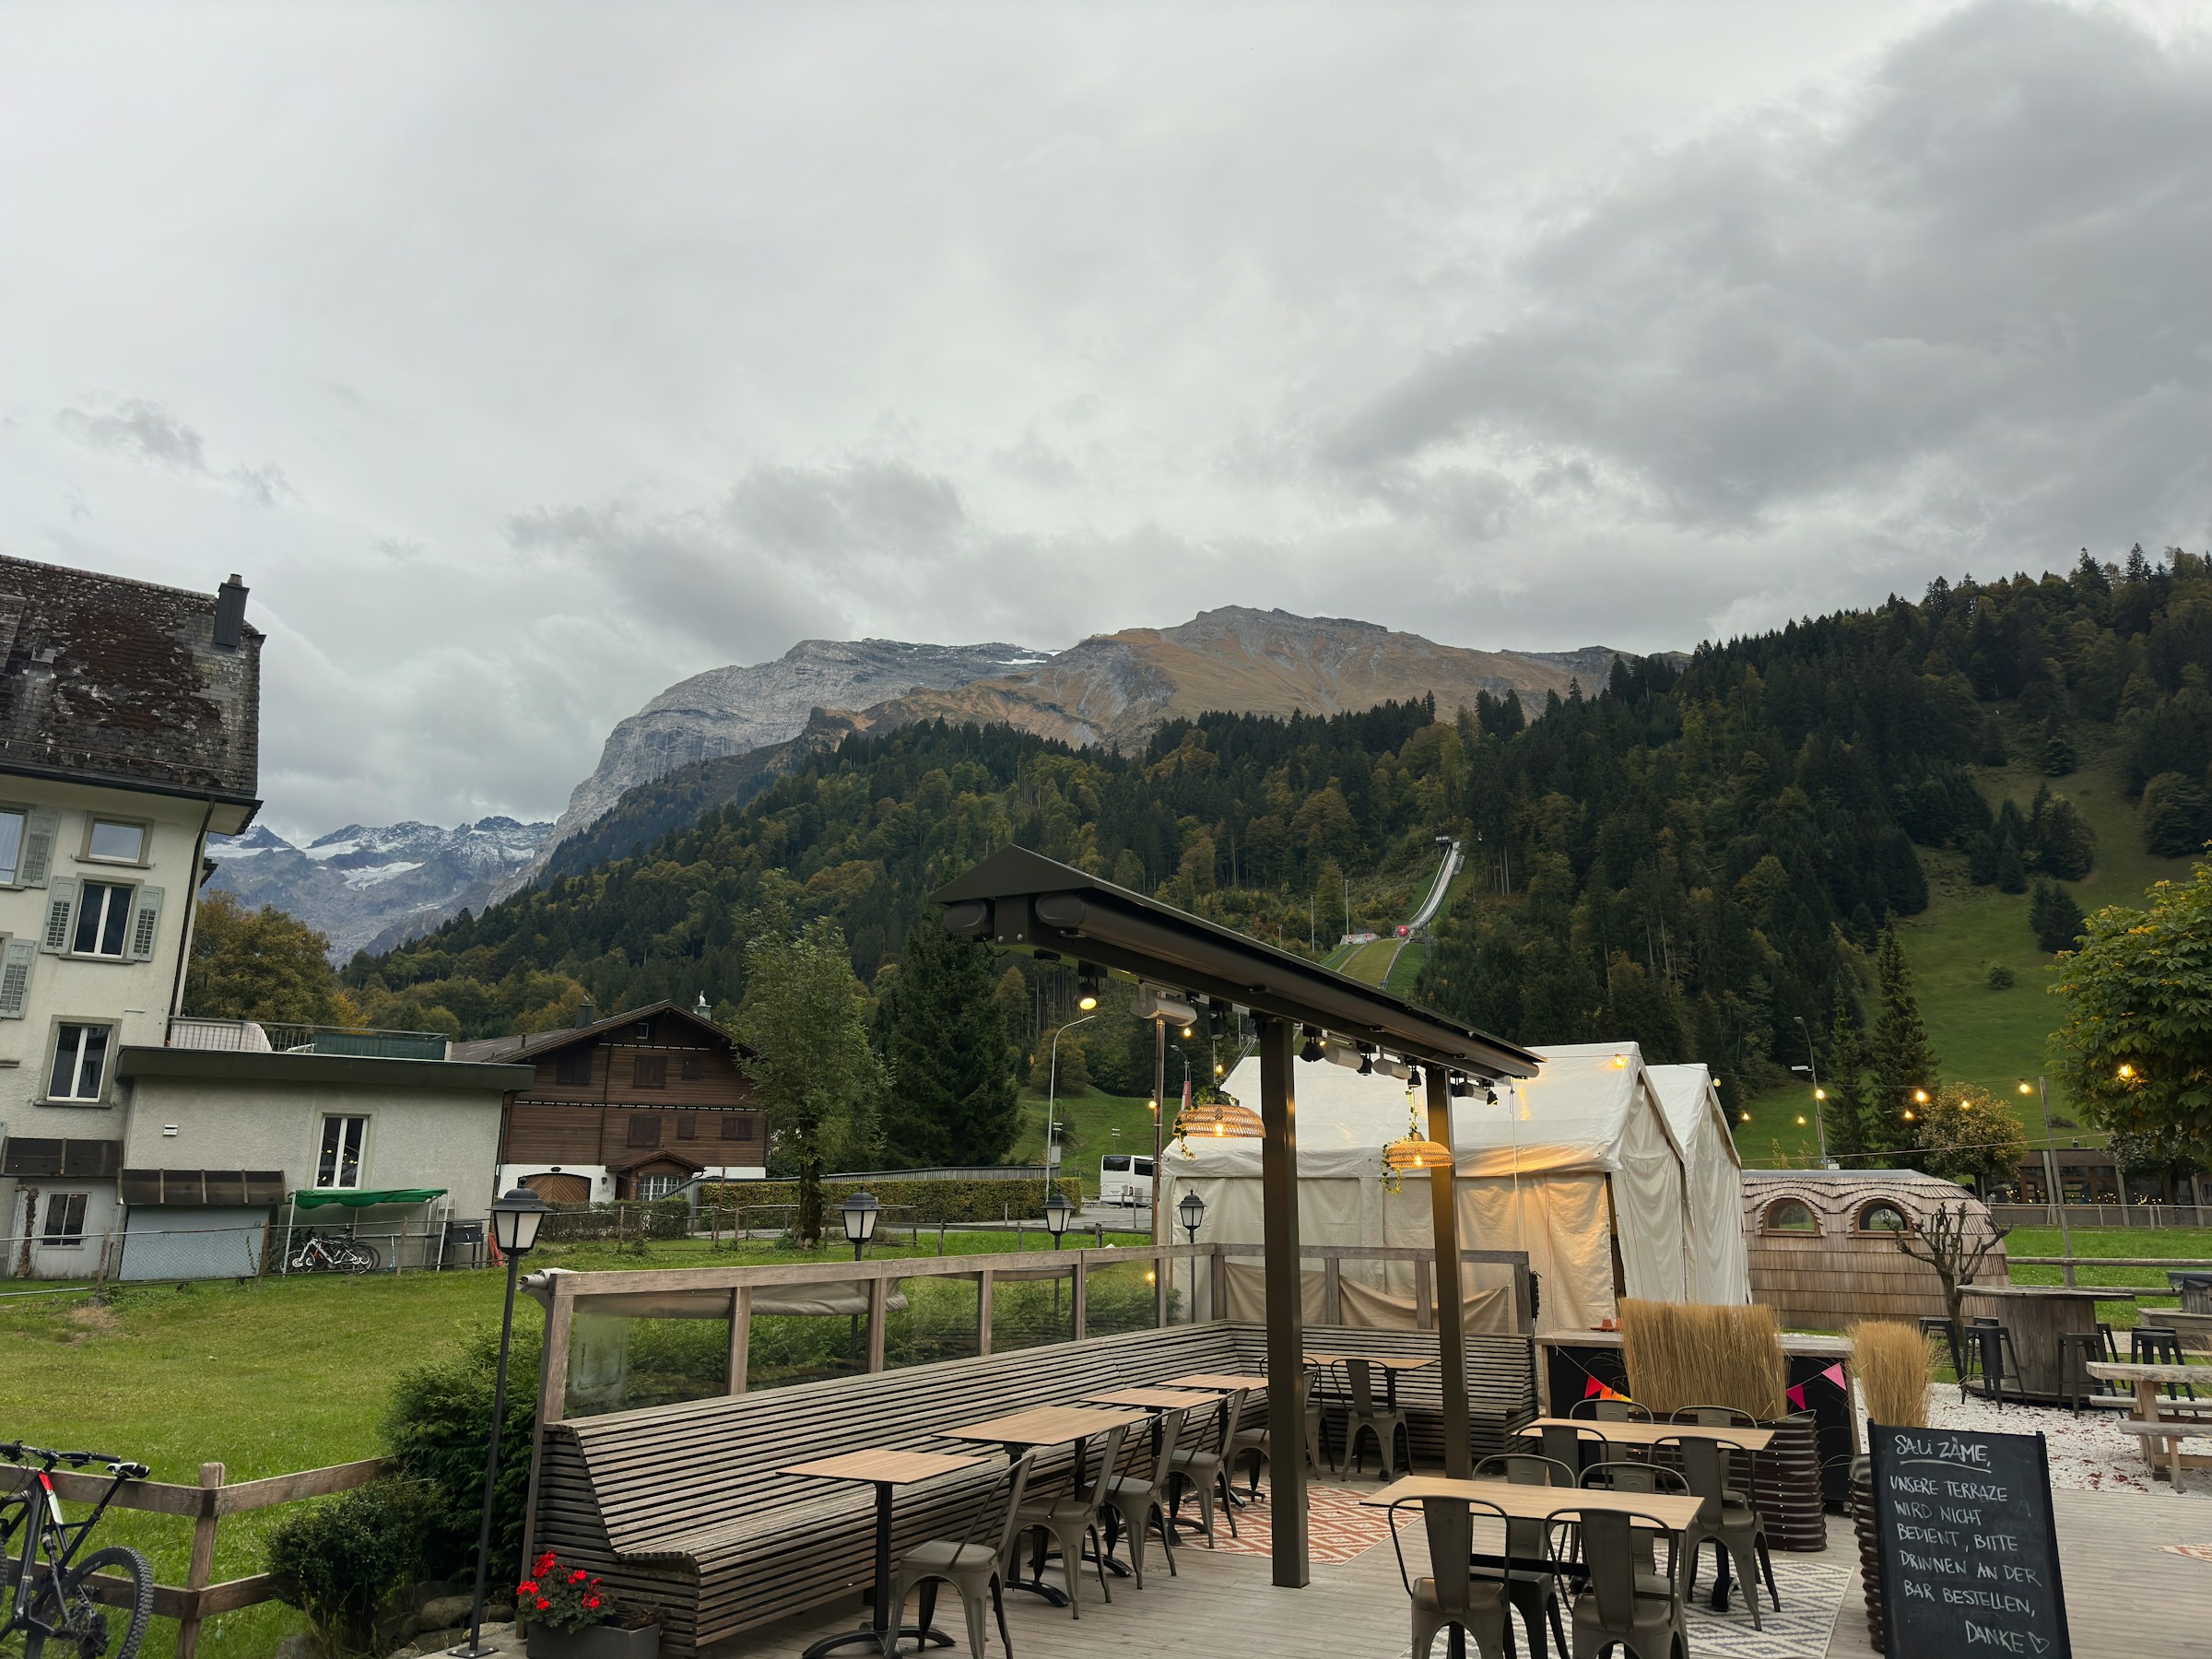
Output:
343,1241,382,1274
22,1545,152,1659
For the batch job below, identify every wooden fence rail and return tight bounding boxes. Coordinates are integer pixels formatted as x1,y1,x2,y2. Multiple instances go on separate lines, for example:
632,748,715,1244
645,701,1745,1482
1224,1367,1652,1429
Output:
2,1457,385,1659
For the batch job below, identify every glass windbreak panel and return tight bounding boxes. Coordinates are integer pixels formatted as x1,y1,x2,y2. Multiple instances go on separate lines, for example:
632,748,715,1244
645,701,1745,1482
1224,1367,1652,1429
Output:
564,1308,733,1418
88,820,145,862
989,1266,1075,1352
885,1274,982,1371
747,1311,868,1392
1086,1257,1162,1336
0,810,22,883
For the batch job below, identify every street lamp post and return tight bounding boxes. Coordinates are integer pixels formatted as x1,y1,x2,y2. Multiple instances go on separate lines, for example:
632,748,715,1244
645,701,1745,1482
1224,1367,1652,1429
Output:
452,1188,549,1659
841,1188,881,1367
1791,1016,1830,1166
1042,1187,1075,1251
2020,1077,2076,1286
1046,1014,1096,1192
1177,1189,1206,1324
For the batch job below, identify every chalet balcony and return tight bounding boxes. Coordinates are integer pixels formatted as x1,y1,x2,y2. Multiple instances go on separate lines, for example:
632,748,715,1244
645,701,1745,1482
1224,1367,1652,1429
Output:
164,1016,451,1062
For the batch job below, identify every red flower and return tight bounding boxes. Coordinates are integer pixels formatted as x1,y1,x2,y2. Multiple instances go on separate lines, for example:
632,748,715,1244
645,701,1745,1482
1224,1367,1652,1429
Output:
535,1599,551,1612
584,1598,601,1610
571,1570,588,1583
516,1582,539,1597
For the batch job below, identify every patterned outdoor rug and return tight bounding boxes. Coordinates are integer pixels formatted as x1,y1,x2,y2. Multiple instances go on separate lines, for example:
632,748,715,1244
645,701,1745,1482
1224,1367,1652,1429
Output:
1677,1558,1851,1658
1203,1483,1396,1565
2160,1542,2212,1563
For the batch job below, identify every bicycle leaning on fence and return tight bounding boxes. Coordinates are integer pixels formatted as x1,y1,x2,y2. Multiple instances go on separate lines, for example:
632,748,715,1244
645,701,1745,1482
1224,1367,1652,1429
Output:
0,1441,154,1659
284,1231,382,1274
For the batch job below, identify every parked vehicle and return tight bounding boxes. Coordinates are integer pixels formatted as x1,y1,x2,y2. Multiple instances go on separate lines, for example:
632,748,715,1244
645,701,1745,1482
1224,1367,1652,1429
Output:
0,1441,153,1659
1100,1153,1154,1208
285,1231,382,1274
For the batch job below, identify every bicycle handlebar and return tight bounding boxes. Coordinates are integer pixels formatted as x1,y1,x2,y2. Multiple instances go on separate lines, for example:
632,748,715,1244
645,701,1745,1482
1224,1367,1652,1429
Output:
0,1441,150,1479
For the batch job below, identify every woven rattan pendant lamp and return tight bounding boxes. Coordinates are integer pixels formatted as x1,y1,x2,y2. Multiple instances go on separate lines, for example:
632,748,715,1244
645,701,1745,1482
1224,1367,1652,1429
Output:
1176,1097,1265,1138
1382,1072,1451,1187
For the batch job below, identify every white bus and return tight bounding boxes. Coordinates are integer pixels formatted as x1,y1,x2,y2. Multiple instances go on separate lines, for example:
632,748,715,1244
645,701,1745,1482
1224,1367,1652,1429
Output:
1099,1153,1155,1208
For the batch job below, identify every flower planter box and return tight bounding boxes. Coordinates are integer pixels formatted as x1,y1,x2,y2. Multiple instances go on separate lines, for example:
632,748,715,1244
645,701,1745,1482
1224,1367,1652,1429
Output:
525,1622,660,1659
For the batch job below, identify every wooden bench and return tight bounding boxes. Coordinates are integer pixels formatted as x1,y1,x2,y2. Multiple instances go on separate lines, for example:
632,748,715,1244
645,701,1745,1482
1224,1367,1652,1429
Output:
2119,1418,2212,1488
531,1320,1536,1651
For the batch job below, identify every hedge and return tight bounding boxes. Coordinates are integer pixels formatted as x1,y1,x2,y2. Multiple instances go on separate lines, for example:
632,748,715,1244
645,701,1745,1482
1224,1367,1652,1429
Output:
700,1176,1085,1226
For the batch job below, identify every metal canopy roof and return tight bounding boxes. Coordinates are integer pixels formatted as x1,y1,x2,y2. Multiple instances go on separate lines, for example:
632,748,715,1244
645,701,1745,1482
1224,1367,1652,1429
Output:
931,845,1538,1080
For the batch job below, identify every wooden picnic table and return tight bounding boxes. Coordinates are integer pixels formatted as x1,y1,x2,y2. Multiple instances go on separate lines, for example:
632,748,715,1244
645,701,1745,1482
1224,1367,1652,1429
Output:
2088,1361,2212,1474
779,1447,988,1659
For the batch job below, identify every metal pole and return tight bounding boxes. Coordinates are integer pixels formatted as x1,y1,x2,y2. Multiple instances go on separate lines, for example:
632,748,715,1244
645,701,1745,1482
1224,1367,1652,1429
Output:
453,1249,520,1658
1153,1016,1167,1324
1794,1016,1829,1166
2035,1076,2075,1287
1257,1015,1308,1587
1425,1066,1472,1478
1047,1014,1096,1191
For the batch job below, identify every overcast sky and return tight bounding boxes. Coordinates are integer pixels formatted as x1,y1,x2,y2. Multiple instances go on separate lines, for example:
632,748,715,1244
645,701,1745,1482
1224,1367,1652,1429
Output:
4,1,2208,838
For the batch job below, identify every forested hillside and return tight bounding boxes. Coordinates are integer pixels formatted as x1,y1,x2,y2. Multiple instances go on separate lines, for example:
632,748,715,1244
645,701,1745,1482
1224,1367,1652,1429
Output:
350,549,2212,1113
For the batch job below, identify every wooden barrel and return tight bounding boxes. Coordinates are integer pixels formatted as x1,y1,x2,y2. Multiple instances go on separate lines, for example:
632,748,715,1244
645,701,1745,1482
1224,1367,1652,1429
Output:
1852,1457,1885,1652
1751,1412,1827,1550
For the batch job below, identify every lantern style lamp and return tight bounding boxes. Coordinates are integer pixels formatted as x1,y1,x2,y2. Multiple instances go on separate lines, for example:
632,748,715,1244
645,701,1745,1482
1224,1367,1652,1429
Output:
1043,1186,1076,1250
1177,1188,1206,1243
453,1187,549,1658
841,1188,881,1262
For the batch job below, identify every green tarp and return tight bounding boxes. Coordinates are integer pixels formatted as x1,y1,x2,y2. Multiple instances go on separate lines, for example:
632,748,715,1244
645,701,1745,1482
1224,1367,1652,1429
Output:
289,1187,447,1209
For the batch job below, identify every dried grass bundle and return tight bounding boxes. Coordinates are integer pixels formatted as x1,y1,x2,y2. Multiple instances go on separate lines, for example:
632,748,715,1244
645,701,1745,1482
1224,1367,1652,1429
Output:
1849,1320,1934,1429
1619,1299,1788,1419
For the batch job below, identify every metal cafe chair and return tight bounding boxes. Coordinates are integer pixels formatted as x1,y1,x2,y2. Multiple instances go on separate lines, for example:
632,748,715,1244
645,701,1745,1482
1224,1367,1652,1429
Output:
1569,1395,1654,1423
1338,1358,1412,1481
888,1452,1037,1659
1547,1503,1690,1659
1470,1453,1574,1658
1166,1387,1246,1545
1386,1493,1516,1659
1098,1407,1190,1588
1653,1433,1780,1629
1580,1460,1691,1600
1006,1423,1126,1619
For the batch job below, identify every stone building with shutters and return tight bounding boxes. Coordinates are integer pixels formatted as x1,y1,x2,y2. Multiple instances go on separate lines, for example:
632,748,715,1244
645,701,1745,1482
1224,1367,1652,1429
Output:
453,1000,769,1203
0,558,261,1277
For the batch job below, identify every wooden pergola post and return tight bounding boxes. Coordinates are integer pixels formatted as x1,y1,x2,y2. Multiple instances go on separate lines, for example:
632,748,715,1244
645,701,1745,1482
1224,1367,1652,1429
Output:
1258,1015,1309,1588
1426,1065,1472,1478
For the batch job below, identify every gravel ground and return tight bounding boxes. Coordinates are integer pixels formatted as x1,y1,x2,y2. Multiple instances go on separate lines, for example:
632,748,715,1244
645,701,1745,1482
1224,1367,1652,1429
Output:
1855,1383,2212,1496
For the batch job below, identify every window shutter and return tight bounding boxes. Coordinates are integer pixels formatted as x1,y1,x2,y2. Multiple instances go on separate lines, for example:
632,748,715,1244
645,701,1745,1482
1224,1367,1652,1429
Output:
0,937,34,1018
39,878,77,954
18,809,59,887
127,886,165,960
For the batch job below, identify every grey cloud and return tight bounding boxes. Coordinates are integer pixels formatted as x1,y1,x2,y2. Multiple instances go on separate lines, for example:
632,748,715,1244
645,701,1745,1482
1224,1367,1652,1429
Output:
56,397,207,471
1325,1,2212,552
229,463,295,508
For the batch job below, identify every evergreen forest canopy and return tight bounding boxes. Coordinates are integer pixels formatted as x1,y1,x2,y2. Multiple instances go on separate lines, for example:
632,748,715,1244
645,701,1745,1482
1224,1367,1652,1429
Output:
347,547,2212,1120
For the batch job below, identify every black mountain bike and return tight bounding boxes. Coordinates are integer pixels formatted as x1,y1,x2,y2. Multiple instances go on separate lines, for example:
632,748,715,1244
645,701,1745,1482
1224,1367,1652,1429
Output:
0,1441,153,1659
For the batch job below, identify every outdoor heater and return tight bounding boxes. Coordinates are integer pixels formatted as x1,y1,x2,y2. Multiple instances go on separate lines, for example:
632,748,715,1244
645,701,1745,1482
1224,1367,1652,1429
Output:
453,1186,548,1659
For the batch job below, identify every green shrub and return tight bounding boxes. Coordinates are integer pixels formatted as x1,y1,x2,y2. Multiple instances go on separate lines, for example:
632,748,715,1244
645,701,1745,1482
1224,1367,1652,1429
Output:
265,1479,429,1652
699,1176,1082,1226
382,1326,540,1583
1985,963,2016,989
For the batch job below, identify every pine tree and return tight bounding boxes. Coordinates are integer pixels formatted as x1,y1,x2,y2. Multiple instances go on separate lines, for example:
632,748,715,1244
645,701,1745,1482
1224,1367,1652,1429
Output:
1870,923,1941,1155
2029,879,2087,954
883,914,1020,1168
1822,990,1872,1159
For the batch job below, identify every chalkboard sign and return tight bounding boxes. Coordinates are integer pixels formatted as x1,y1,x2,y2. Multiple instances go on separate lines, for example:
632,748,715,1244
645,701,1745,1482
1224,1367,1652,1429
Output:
1870,1424,2069,1658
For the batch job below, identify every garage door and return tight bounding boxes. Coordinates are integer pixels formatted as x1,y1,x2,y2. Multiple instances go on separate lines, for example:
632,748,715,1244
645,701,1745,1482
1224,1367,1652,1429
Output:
120,1206,268,1281
524,1172,590,1206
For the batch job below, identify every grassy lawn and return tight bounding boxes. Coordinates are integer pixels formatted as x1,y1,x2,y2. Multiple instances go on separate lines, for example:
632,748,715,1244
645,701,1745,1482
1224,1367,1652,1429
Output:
0,1224,1150,1659
1735,727,2191,1166
1010,1088,1162,1195
1999,1225,2212,1328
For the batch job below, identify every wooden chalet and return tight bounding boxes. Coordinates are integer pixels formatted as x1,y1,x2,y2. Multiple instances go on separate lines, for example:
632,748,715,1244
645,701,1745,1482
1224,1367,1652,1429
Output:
455,1000,766,1204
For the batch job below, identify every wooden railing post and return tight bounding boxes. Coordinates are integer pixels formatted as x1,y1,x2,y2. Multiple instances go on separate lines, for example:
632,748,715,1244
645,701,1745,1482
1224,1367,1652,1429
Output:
977,1269,994,1357
865,1277,888,1372
1323,1254,1344,1325
173,1462,223,1659
1414,1258,1434,1332
727,1287,752,1394
1071,1259,1088,1341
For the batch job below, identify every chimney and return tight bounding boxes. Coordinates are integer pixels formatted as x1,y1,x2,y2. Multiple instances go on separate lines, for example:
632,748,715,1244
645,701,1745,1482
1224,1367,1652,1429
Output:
212,574,248,649
580,997,597,1028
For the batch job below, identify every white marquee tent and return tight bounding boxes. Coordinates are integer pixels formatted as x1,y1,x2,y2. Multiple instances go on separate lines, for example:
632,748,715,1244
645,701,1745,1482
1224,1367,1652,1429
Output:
1168,1041,1744,1335
1647,1063,1753,1307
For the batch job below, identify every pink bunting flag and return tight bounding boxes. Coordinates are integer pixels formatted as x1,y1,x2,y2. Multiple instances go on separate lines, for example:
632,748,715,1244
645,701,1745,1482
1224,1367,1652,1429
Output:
1785,1383,1806,1410
1822,1362,1848,1391
1584,1377,1607,1399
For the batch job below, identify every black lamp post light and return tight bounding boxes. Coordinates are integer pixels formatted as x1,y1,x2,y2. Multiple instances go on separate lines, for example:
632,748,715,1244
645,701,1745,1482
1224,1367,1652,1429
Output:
841,1188,880,1262
1176,1189,1206,1323
453,1187,549,1658
1042,1186,1075,1249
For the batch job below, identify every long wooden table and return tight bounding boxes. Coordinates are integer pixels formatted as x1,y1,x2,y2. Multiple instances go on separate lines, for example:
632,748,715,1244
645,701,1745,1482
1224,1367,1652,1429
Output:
1520,1418,1775,1452
1361,1473,1706,1531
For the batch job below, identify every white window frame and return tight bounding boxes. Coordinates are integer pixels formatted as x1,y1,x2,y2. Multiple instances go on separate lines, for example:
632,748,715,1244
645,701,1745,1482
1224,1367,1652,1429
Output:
317,1114,370,1189
72,880,136,959
80,817,150,867
0,806,26,887
41,1192,90,1247
636,1172,684,1201
47,1021,114,1103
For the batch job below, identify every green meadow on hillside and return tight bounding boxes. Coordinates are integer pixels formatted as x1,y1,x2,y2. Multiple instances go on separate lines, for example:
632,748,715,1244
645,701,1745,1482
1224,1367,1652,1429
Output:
1735,722,2194,1166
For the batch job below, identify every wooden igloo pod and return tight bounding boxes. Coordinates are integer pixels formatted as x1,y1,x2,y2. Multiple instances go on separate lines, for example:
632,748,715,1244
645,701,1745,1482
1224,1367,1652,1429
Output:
1743,1168,2009,1331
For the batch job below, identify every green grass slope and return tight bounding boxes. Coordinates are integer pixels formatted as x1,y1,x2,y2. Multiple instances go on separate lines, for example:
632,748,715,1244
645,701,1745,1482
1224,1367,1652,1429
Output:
1735,724,2194,1165
1011,1089,1162,1194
